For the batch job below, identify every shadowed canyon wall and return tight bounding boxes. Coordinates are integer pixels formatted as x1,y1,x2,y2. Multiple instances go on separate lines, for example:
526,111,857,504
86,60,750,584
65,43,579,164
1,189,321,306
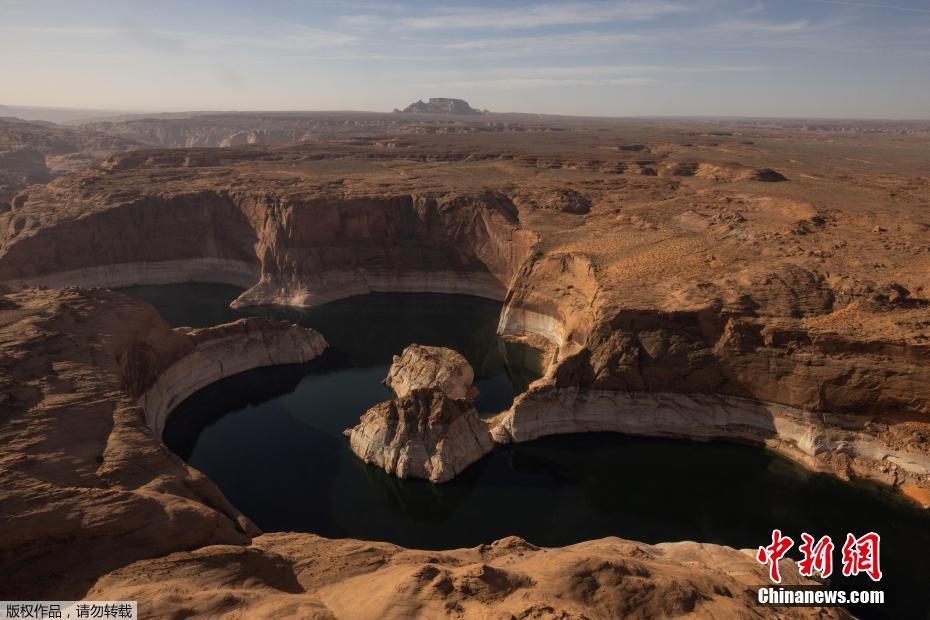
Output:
0,189,537,309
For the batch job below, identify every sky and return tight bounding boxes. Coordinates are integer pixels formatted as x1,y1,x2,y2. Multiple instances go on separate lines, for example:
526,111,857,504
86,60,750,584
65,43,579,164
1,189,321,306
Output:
1,0,929,118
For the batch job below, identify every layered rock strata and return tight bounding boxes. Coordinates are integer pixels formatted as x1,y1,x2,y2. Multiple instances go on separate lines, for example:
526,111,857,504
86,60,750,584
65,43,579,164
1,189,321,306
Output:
492,388,930,504
346,344,493,482
0,178,536,309
140,317,327,437
490,268,930,505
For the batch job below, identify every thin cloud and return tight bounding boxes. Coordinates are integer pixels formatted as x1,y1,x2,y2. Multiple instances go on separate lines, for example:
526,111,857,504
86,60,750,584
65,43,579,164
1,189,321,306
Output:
395,1,695,30
712,18,813,33
419,76,658,90
809,0,930,13
6,22,360,52
483,64,764,78
416,62,765,91
441,31,645,54
255,24,359,50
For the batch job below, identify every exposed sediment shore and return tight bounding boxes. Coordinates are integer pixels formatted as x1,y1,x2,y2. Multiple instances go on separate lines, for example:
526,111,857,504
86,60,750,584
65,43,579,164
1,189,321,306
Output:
140,317,327,437
231,268,507,309
492,387,930,504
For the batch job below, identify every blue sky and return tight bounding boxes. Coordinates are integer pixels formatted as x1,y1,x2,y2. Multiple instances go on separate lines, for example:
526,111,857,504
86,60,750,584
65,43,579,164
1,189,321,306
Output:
1,0,928,118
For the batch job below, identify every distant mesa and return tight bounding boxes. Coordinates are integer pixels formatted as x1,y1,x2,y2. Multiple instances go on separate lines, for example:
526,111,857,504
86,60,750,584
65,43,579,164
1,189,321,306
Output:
395,98,487,115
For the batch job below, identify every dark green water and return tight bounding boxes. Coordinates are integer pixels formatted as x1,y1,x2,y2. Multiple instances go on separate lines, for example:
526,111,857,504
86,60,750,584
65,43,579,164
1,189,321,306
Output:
121,283,930,619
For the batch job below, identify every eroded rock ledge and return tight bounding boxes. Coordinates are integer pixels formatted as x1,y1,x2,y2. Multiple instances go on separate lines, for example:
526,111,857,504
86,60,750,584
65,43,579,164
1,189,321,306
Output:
346,344,493,482
492,387,930,504
140,316,328,437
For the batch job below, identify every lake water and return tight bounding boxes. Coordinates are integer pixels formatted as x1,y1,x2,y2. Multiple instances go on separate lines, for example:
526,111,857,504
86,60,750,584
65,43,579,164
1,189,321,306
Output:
121,283,930,619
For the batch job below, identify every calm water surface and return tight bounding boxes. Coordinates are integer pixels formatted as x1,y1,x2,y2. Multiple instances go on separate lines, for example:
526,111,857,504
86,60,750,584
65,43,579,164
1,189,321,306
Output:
121,283,930,619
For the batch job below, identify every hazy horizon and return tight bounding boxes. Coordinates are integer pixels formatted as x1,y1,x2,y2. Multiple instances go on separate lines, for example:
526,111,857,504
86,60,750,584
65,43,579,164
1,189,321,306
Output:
4,103,930,124
2,0,929,120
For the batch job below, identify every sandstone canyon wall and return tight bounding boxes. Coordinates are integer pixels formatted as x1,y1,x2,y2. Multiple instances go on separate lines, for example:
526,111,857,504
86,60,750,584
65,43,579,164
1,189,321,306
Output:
0,172,536,309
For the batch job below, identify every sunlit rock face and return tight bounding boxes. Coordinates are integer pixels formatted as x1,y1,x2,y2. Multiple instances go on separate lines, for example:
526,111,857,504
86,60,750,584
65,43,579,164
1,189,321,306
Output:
346,344,493,482
385,343,478,401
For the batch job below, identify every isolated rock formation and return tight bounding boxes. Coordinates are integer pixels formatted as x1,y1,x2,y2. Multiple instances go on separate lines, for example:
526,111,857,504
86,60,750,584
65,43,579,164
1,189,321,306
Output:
347,344,493,482
398,98,485,115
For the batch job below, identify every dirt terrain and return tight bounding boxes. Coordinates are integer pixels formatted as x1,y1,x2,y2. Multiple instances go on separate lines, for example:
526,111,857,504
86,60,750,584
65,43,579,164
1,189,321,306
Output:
0,117,142,205
1,112,928,617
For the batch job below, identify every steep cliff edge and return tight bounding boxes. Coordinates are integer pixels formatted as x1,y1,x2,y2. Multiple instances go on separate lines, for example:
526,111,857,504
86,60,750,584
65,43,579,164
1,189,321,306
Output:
229,190,536,309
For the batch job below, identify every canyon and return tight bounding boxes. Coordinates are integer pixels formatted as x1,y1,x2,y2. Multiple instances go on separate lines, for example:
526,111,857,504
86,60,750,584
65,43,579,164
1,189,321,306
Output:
1,113,929,617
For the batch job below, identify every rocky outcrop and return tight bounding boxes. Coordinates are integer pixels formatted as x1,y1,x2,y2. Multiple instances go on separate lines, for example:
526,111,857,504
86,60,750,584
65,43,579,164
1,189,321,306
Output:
385,344,478,400
346,344,493,482
493,259,930,503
